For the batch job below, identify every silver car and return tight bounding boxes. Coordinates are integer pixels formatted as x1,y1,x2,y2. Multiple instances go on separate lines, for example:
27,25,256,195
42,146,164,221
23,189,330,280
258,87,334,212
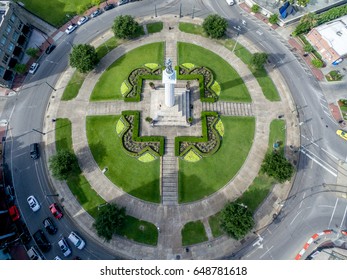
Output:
27,195,40,212
58,237,71,257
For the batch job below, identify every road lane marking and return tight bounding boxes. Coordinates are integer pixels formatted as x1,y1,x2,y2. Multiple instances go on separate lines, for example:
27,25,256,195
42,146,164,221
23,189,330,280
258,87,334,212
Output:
300,148,338,177
259,246,274,259
328,198,339,229
339,204,347,229
299,192,306,209
301,135,339,161
290,209,303,225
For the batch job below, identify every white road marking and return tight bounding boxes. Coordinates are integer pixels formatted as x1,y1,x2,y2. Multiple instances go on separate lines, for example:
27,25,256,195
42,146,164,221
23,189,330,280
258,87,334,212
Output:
290,209,303,225
299,192,306,209
339,204,347,229
259,246,274,259
301,135,339,161
328,198,339,229
256,30,263,35
300,148,338,177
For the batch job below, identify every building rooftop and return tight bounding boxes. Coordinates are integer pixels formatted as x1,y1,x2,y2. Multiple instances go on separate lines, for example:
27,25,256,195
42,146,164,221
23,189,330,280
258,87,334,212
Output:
0,1,9,26
316,15,347,56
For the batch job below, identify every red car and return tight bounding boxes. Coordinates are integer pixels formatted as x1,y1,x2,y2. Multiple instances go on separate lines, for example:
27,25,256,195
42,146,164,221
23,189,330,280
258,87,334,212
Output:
49,203,63,220
8,205,20,221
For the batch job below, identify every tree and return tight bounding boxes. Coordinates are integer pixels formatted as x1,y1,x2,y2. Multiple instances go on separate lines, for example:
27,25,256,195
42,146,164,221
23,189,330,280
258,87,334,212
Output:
93,203,126,241
220,202,254,240
13,63,27,74
311,58,324,68
293,13,317,35
269,14,279,25
251,4,260,13
260,151,294,183
69,44,99,73
26,47,40,58
202,14,228,39
49,150,78,180
112,15,140,39
250,52,268,69
303,44,314,53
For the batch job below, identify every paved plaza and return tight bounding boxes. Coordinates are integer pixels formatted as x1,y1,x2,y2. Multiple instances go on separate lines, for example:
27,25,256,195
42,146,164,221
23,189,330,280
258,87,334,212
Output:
44,16,300,259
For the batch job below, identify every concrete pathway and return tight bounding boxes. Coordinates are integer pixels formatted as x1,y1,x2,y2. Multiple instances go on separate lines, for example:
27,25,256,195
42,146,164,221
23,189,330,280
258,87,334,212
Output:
44,15,300,260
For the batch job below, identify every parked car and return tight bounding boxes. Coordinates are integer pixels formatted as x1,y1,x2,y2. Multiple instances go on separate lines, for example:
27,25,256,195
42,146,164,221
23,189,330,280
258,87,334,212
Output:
18,221,31,244
58,237,71,257
118,0,129,5
33,229,51,252
90,9,101,18
45,44,56,54
77,16,89,26
49,203,63,219
43,217,57,235
4,185,15,203
27,246,43,260
68,231,85,249
336,129,347,141
65,23,77,34
54,256,62,260
27,195,40,212
104,3,115,11
29,62,39,74
8,205,20,221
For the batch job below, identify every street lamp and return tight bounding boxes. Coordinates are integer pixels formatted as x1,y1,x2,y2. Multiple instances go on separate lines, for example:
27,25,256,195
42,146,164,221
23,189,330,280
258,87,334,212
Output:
46,193,59,197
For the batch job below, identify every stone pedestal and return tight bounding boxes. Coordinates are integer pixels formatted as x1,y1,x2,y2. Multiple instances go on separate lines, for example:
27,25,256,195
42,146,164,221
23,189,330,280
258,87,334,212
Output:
162,68,176,107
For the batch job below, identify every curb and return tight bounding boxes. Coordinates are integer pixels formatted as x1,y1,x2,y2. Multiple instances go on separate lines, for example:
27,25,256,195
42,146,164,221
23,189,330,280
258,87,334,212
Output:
295,229,333,260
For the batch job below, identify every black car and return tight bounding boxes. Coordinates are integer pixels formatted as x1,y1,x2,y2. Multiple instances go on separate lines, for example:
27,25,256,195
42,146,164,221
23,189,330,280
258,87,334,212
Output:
33,229,51,252
43,217,57,235
104,3,115,11
45,44,56,55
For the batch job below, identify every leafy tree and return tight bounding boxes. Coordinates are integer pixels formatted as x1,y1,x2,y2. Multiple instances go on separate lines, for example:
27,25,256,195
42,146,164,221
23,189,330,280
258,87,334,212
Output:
220,202,254,240
260,151,294,183
26,47,40,58
93,203,126,241
311,58,323,68
69,44,99,73
13,63,27,74
293,13,317,35
202,14,228,39
303,44,314,53
297,0,310,6
112,15,140,39
251,4,260,13
49,150,78,180
269,14,278,25
250,52,268,69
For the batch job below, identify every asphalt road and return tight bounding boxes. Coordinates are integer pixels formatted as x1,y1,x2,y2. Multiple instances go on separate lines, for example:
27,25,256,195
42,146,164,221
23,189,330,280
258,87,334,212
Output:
1,0,346,260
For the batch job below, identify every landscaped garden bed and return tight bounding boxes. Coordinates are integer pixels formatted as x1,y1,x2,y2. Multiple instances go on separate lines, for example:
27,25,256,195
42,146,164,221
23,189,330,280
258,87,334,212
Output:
338,99,347,120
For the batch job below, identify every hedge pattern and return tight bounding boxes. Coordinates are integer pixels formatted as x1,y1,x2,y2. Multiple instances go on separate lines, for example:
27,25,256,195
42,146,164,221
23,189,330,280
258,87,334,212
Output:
118,111,164,159
177,65,219,102
175,111,222,158
123,65,162,102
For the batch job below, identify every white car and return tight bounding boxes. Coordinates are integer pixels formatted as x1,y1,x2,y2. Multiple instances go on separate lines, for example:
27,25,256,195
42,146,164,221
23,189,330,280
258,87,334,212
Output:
58,237,71,257
65,23,77,34
53,256,62,260
68,231,85,249
77,16,89,26
27,195,40,212
226,0,235,5
29,63,39,74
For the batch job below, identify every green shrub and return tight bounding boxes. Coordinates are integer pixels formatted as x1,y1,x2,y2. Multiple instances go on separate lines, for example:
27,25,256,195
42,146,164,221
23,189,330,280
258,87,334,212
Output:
251,4,260,13
269,14,278,25
311,59,323,68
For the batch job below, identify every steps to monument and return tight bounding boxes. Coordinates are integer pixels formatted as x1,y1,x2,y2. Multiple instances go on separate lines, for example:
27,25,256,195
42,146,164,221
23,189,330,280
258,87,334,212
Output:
201,102,253,116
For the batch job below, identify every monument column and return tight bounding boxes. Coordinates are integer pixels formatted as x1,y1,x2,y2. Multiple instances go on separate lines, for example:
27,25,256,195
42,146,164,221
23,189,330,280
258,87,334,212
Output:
162,58,176,107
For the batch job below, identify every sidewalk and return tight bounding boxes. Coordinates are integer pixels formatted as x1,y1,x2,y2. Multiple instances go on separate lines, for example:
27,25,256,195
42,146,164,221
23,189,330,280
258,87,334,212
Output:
43,15,299,260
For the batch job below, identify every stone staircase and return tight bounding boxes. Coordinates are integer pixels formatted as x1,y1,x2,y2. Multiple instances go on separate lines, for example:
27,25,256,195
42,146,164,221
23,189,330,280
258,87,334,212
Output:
161,137,178,205
202,102,253,116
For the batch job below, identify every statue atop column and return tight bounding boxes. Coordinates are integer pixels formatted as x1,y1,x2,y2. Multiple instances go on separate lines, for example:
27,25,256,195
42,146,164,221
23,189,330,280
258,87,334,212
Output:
162,58,176,107
165,58,173,74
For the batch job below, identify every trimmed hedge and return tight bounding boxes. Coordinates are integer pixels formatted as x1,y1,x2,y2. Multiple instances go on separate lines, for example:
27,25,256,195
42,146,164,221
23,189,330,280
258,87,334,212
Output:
176,65,219,103
123,65,162,102
120,111,165,157
175,111,221,157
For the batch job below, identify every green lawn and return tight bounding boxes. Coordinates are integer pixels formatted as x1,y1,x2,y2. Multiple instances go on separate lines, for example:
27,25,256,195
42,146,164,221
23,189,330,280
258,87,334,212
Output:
178,117,255,203
86,115,160,203
96,37,123,61
181,221,208,246
179,22,207,37
62,71,86,101
268,119,286,154
208,212,224,238
118,216,158,246
223,39,280,101
91,42,164,101
55,118,158,244
178,42,251,103
17,0,101,27
147,22,163,34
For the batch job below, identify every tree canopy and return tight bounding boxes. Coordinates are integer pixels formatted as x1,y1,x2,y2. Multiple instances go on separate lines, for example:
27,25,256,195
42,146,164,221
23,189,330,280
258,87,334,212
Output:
93,203,126,241
202,14,228,39
250,52,268,69
26,47,40,58
69,44,99,73
112,15,141,39
49,150,78,180
220,202,254,240
260,151,294,183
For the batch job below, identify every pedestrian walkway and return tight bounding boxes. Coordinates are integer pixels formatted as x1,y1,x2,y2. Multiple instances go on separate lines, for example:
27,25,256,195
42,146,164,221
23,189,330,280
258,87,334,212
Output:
202,101,253,116
44,15,299,260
